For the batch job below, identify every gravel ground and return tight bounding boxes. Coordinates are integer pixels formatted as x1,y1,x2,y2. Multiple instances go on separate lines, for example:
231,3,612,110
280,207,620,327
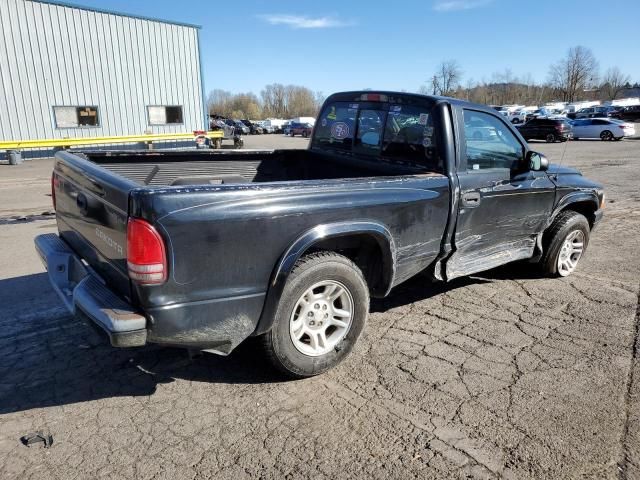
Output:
0,135,639,479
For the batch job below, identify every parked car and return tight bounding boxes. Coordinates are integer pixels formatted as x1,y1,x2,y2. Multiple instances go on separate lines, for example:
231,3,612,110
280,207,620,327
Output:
289,122,313,137
281,121,292,135
36,90,604,378
571,118,635,141
610,105,640,122
525,108,550,122
464,119,497,140
516,118,573,142
233,120,250,135
508,110,528,124
240,120,263,135
255,121,274,134
569,106,609,119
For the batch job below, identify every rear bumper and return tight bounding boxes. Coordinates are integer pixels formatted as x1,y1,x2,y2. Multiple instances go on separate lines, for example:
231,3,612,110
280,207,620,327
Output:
34,234,147,347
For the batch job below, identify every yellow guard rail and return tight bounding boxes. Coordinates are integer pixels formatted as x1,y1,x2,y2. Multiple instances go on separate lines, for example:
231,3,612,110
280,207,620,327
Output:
0,130,223,151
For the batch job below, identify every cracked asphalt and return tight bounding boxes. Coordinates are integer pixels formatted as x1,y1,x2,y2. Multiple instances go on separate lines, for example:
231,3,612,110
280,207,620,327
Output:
1,135,639,479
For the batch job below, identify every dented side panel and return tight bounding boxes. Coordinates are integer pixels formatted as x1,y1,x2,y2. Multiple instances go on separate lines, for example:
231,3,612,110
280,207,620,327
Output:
131,175,450,349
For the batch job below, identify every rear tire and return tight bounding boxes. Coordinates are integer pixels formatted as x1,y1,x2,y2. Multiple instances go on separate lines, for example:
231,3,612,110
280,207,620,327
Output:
260,252,369,378
600,130,613,141
540,210,590,277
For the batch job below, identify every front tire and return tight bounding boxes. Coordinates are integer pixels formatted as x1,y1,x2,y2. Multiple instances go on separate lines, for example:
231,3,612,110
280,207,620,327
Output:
540,210,590,277
260,252,369,378
545,133,556,143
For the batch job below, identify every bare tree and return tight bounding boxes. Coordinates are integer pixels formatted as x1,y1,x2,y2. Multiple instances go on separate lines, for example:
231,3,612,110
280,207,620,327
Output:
549,46,599,102
261,83,288,117
600,67,631,100
207,89,233,117
428,60,462,96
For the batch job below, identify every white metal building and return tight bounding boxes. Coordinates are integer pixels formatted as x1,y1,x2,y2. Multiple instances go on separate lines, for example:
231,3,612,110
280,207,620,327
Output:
0,0,206,142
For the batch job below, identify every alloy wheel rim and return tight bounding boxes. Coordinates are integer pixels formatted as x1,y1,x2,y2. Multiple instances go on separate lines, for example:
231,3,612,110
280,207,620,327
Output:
289,280,354,357
557,230,585,276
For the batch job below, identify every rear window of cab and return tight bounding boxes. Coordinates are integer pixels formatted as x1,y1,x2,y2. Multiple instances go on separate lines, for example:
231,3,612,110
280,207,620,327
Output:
311,100,443,171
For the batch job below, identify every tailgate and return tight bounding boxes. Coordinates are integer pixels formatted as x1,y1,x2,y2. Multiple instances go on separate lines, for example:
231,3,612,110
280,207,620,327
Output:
53,151,138,300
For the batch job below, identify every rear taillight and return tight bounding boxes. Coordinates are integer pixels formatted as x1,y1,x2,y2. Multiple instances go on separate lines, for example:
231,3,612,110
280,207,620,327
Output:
51,173,58,210
127,218,167,284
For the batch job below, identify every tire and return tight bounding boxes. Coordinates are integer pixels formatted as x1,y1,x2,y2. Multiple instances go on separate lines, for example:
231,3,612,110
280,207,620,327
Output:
540,210,590,277
260,251,369,378
545,133,556,143
600,130,613,141
302,130,308,138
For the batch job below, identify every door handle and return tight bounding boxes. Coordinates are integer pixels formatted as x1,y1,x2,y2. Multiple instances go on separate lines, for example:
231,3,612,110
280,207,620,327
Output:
461,192,481,207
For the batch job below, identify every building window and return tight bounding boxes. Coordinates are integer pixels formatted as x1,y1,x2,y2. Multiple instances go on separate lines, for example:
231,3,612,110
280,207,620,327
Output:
53,106,100,128
147,106,184,125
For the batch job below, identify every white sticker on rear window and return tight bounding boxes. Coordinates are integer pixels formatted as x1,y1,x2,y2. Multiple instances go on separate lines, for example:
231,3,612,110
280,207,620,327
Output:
418,113,428,125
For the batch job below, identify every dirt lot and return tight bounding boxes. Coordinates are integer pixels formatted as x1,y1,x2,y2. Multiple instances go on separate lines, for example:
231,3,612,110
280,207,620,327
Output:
1,135,639,479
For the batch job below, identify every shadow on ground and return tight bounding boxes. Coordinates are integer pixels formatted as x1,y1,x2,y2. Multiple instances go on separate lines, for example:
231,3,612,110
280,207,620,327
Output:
0,260,543,414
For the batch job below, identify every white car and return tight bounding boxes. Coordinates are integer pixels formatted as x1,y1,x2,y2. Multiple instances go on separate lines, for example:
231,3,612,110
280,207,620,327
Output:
508,110,528,124
571,118,635,141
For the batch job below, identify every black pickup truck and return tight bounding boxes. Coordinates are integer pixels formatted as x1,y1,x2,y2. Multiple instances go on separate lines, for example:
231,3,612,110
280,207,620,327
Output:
36,91,604,377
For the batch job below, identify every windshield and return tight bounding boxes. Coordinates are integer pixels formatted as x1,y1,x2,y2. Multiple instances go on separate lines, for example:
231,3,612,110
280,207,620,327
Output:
312,100,443,171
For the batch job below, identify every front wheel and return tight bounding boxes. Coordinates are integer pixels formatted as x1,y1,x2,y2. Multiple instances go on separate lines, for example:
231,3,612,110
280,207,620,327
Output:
545,133,556,143
260,252,369,378
540,210,590,277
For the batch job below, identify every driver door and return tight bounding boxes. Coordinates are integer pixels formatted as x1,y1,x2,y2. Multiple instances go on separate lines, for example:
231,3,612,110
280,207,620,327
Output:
445,108,556,279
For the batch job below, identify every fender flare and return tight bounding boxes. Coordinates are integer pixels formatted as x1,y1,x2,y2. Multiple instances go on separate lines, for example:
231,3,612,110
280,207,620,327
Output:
252,221,396,335
548,191,599,227
530,190,600,263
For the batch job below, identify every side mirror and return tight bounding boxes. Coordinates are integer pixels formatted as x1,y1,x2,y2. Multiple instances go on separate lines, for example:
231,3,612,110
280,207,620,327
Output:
527,151,549,171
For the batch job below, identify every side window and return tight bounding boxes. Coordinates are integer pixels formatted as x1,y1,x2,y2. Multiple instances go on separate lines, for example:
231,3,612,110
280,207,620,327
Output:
148,106,184,125
463,110,524,171
592,119,607,125
53,106,99,128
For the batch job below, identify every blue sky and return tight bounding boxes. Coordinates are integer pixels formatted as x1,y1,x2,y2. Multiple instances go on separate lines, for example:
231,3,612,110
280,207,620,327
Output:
76,0,640,96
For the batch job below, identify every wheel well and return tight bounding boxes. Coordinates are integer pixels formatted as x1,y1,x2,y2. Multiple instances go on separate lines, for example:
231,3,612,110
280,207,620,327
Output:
309,234,387,297
560,201,597,227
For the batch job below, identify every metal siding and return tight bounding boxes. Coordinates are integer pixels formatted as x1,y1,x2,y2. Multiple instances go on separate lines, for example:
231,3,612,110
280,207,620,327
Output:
0,0,204,142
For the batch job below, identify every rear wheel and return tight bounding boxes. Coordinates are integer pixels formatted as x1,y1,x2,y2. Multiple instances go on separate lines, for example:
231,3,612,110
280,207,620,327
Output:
545,133,556,143
600,130,613,141
302,130,308,138
540,210,590,277
260,252,369,378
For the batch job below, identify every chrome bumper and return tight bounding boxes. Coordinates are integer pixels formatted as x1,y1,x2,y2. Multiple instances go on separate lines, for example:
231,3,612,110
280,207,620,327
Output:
34,234,147,347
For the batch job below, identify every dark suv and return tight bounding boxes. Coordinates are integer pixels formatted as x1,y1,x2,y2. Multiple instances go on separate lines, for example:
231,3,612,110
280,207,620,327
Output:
289,122,313,137
516,118,573,143
611,105,640,122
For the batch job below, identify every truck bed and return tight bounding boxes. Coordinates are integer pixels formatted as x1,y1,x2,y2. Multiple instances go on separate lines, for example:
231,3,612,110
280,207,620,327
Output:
81,149,431,187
